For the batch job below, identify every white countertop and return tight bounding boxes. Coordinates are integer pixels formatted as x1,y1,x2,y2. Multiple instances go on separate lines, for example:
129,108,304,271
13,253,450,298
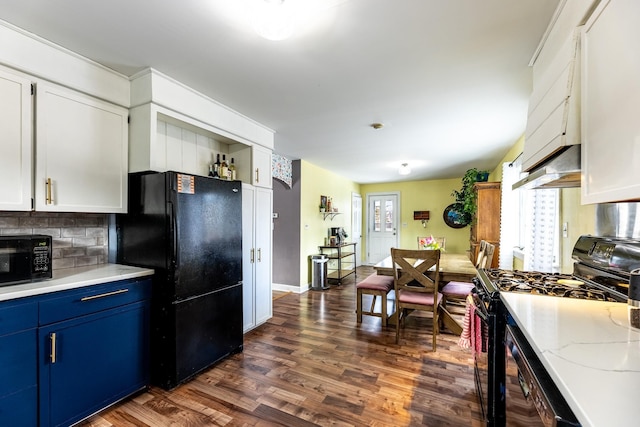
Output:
0,264,154,302
502,293,640,427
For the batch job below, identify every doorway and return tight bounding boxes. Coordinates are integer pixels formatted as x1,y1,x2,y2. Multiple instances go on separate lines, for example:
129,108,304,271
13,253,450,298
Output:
351,192,362,266
366,192,400,264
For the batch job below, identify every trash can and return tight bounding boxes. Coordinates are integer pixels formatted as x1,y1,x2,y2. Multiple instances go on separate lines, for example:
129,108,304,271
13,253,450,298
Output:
310,254,329,290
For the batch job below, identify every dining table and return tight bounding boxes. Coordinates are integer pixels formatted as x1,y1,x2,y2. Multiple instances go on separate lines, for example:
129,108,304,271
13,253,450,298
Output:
373,252,477,335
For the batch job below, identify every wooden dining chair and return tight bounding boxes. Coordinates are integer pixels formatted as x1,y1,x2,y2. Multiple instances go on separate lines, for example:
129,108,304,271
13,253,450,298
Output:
441,241,495,310
391,248,442,351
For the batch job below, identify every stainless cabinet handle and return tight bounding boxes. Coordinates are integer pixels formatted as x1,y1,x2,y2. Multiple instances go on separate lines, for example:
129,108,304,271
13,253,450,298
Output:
257,248,262,262
50,333,57,364
80,288,128,301
250,248,255,263
255,168,259,183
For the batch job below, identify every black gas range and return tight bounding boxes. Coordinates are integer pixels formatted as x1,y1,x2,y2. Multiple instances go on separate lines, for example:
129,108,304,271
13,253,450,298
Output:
472,235,636,427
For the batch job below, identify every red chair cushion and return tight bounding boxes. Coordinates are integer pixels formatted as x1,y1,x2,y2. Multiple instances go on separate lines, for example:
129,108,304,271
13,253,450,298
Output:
356,274,394,292
441,281,474,297
398,290,442,305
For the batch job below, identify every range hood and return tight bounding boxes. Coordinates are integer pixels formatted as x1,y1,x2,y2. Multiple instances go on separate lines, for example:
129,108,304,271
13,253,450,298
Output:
512,144,581,190
515,27,583,191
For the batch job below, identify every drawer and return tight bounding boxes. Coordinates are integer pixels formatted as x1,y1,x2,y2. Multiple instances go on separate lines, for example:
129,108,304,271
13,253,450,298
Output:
0,299,37,336
39,278,151,325
0,329,37,398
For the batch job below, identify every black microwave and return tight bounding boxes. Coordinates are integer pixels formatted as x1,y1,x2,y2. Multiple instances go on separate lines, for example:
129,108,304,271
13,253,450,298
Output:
0,235,53,286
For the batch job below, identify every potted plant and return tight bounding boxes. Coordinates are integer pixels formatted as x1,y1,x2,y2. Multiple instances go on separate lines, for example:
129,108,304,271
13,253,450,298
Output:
451,168,490,220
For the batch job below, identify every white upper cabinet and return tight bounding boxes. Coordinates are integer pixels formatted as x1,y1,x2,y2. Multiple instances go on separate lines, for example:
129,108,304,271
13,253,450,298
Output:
581,0,640,204
252,145,273,189
231,144,272,188
0,67,32,211
35,83,128,213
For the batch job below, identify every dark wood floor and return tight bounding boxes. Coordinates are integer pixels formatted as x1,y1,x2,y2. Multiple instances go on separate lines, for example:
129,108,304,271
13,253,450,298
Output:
79,266,536,426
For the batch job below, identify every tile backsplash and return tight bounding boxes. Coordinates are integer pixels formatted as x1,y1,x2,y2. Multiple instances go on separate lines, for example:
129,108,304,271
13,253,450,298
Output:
0,211,109,270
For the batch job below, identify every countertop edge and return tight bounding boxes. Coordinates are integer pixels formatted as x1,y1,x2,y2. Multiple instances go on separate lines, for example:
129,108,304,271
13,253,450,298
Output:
0,264,154,302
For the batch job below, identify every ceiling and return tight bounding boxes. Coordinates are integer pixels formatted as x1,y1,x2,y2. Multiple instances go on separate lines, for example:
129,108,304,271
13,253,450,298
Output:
0,0,560,184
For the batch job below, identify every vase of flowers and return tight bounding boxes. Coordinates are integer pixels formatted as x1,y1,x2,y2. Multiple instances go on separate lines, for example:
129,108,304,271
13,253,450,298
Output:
418,236,444,251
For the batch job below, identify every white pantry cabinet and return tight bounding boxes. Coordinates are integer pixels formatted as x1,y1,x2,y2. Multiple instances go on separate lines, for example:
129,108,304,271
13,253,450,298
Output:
581,0,640,204
242,183,273,332
35,83,128,213
0,67,32,211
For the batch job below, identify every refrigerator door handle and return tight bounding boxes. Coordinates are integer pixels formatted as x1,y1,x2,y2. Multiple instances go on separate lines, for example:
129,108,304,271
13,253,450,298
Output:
168,200,177,264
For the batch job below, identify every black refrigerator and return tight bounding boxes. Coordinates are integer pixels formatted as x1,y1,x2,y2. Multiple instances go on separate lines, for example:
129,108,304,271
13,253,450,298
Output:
115,171,243,390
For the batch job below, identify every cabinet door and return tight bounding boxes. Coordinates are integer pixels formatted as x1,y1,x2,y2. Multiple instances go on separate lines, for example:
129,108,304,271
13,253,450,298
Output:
0,299,38,427
0,67,32,211
254,187,273,325
35,83,128,213
241,185,273,332
582,0,640,203
252,145,272,188
39,302,149,427
242,184,256,332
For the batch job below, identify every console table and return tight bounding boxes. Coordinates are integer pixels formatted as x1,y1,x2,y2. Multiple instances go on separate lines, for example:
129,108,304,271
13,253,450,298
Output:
319,242,356,285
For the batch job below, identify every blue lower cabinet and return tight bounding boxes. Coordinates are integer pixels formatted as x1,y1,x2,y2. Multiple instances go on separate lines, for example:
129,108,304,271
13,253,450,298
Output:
0,299,38,427
0,387,38,427
38,278,151,427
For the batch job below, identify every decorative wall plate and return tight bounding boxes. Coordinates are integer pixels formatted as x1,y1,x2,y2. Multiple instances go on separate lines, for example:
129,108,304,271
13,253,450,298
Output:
443,203,470,228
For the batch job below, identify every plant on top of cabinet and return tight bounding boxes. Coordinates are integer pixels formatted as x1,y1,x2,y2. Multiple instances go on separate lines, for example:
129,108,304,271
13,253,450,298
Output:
451,168,490,220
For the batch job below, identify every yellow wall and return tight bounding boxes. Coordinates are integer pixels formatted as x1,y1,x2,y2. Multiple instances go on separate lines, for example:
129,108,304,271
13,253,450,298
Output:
299,160,360,288
489,135,524,181
360,178,471,256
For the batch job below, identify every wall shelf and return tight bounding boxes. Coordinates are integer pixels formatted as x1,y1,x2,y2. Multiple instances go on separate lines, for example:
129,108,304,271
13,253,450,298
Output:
320,212,342,221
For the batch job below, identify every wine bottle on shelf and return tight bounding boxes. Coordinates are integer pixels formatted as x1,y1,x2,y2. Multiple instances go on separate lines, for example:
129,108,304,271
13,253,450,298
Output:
220,155,229,180
213,154,221,178
208,164,215,178
229,157,237,180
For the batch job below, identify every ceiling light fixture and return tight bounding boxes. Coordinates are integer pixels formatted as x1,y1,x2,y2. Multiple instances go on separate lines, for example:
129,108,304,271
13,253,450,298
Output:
253,0,295,41
371,123,384,130
399,163,411,175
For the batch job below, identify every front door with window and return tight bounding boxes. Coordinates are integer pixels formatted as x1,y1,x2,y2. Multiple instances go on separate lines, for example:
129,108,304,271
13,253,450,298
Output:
366,193,399,264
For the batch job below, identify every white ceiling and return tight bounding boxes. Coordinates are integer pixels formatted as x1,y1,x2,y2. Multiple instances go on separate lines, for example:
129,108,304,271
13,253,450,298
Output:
0,0,560,184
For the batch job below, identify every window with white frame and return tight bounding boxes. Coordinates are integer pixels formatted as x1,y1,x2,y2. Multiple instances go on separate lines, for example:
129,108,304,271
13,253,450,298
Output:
499,158,560,272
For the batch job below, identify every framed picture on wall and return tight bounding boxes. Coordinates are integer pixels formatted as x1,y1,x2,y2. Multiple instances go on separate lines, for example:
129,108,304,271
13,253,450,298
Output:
320,195,328,209
443,203,471,228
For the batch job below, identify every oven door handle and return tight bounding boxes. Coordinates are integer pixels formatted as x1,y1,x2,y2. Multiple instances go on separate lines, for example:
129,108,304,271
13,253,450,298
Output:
471,294,489,321
475,306,488,322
